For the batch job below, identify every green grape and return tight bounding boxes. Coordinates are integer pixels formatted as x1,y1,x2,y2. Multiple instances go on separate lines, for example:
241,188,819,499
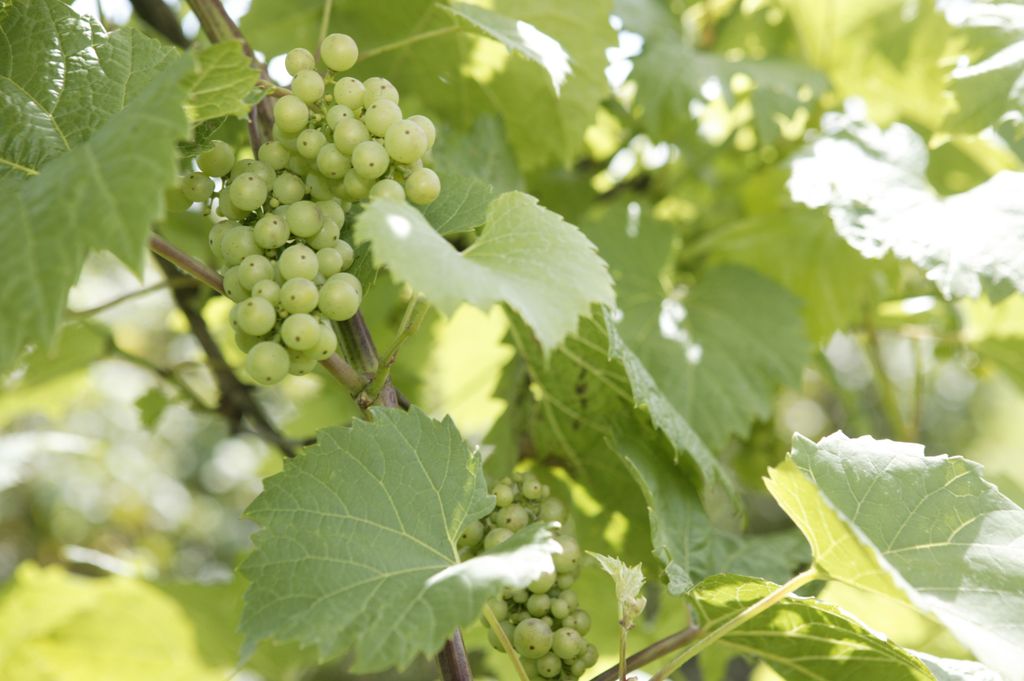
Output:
272,123,299,151
288,348,320,375
220,225,259,265
362,76,400,105
553,537,580,573
236,296,277,336
251,279,281,305
311,322,338,360
405,168,441,205
291,69,325,104
342,168,373,200
549,598,570,620
330,271,361,296
305,172,333,201
559,590,578,611
247,341,290,385
493,483,515,508
335,240,355,270
257,141,290,170
181,171,214,202
286,200,322,238
485,597,508,621
229,173,268,211
316,200,345,225
539,497,566,523
197,140,235,177
222,266,249,302
320,33,358,72
513,619,554,659
363,99,402,137
280,278,319,314
496,504,530,532
217,190,246,219
521,477,544,500
333,117,370,154
207,220,234,258
483,527,513,550
253,214,289,249
561,611,590,636
570,659,587,676
384,120,428,164
352,140,390,179
511,589,530,604
316,144,351,179
487,620,515,652
333,77,364,109
536,653,562,679
407,114,437,149
165,184,191,211
458,520,485,548
274,94,309,134
317,277,360,321
285,47,315,76
509,611,529,625
272,172,306,205
325,104,354,129
369,178,405,201
557,574,576,590
582,644,598,667
527,594,551,617
278,244,319,280
309,219,341,250
286,154,312,176
231,159,275,185
529,571,556,595
317,247,344,277
234,330,258,352
296,128,327,159
281,313,320,350
551,628,584,660
238,254,274,289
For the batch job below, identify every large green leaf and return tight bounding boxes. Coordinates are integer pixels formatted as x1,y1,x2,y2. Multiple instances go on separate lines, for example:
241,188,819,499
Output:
355,193,614,353
421,171,497,235
0,0,177,178
691,574,934,680
0,56,192,372
765,432,1024,679
185,40,261,122
789,108,1024,299
240,407,561,672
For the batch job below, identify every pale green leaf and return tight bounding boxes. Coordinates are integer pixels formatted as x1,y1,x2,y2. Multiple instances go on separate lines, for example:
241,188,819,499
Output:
184,40,261,122
240,407,560,672
0,0,177,178
421,171,497,235
916,651,1003,681
789,108,1024,299
691,574,934,681
355,193,614,352
588,552,646,627
765,432,1024,679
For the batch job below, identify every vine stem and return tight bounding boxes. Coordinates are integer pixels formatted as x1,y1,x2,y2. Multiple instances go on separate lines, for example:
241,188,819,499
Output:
358,25,460,62
589,625,699,681
318,0,333,45
617,625,628,681
363,297,429,404
649,567,820,681
482,605,530,681
68,278,192,319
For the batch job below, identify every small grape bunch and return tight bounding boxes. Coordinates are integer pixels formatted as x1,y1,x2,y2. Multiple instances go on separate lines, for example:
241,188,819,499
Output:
169,33,442,386
460,472,600,681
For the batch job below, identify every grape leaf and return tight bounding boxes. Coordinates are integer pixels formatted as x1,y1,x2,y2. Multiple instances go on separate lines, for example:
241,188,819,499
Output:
764,432,1024,680
916,651,1003,681
588,552,646,628
240,407,561,672
0,0,177,179
421,171,497,235
431,116,523,193
354,193,614,353
0,56,192,372
691,574,933,680
788,107,1024,299
185,40,261,122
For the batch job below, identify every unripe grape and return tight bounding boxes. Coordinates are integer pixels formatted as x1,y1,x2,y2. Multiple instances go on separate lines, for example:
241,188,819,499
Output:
536,653,561,679
315,146,350,183
278,244,319,280
551,628,585,660
320,33,358,72
238,254,274,289
217,189,246,219
362,76,399,105
181,171,214,202
539,497,566,523
363,99,402,136
561,610,590,636
197,140,235,177
369,178,405,201
335,240,355,270
325,104,355,129
236,296,277,335
557,574,576,590
273,123,299,150
570,659,587,676
234,330,258,352
549,598,570,620
484,527,513,550
221,225,259,265
385,120,428,164
247,341,290,385
229,173,268,212
306,323,336,361
208,220,233,257
165,184,191,211
333,117,369,154
511,588,530,604
251,279,280,305
286,200,322,238
529,571,556,595
582,644,598,667
309,219,341,250
553,537,580,573
509,611,529,625
297,128,327,159
291,69,325,104
493,484,515,508
231,159,275,185
285,47,315,76
274,95,309,134
330,271,361,296
486,597,507,621
407,114,437,149
352,140,389,179
257,141,290,170
288,348,320,375
222,266,249,302
406,168,441,205
513,619,554,659
521,477,544,500
527,594,551,617
272,172,306,204
342,168,373,200
318,277,360,321
488,620,515,652
280,313,320,350
316,200,345,225
496,503,530,532
458,520,485,548
559,590,578,611
280,277,319,314
253,214,289,249
333,77,364,109
286,154,312,176
306,172,333,201
317,247,344,277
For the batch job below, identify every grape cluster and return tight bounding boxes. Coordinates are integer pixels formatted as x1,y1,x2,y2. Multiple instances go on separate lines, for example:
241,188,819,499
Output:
170,33,441,386
460,472,599,681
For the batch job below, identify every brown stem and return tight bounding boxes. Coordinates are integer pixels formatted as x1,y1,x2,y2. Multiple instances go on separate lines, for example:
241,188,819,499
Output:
129,0,190,47
437,630,473,681
590,625,700,681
